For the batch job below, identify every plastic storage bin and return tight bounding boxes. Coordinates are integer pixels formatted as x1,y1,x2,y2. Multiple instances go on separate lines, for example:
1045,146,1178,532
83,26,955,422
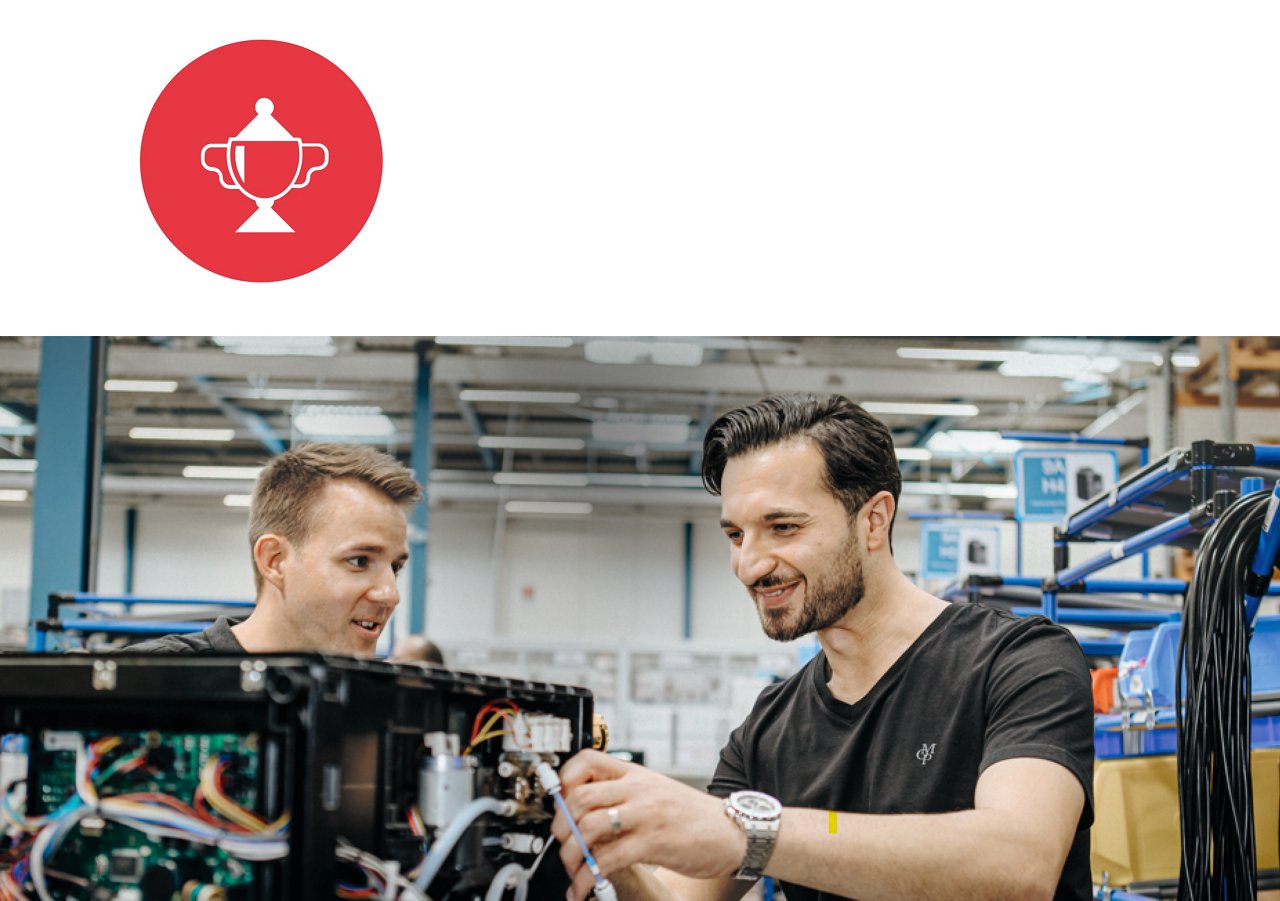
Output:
1117,629,1155,701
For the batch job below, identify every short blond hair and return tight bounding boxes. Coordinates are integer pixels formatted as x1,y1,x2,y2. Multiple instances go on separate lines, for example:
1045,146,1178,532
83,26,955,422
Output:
248,443,423,592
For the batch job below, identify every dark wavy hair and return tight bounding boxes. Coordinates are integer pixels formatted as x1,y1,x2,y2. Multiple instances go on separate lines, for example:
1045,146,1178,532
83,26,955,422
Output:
701,394,902,543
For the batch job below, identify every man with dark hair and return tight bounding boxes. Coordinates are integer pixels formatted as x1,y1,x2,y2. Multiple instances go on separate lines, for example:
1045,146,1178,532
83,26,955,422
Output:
127,443,422,655
391,634,446,666
553,394,1094,901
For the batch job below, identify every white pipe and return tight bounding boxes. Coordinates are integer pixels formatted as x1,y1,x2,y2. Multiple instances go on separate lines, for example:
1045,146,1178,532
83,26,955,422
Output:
485,862,529,901
411,796,511,892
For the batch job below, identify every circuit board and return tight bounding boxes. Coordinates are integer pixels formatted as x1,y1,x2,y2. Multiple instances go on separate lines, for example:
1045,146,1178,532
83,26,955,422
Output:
28,729,263,901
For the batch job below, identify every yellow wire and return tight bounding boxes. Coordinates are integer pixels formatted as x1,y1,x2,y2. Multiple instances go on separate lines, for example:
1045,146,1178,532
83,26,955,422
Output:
199,757,267,831
463,710,521,754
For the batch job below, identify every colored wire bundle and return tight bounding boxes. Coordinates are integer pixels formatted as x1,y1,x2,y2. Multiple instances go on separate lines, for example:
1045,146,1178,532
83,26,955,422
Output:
465,700,526,755
1176,490,1270,901
2,736,290,901
336,839,431,901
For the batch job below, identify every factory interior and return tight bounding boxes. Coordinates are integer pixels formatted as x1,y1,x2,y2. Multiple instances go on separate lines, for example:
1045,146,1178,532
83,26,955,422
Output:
0,335,1277,901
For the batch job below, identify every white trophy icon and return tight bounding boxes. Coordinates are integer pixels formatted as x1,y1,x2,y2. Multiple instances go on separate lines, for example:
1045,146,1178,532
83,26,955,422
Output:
201,98,329,233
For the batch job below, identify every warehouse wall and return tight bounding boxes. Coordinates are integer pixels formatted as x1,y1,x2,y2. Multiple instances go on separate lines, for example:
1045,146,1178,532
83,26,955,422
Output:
0,501,989,645
1,497,1150,643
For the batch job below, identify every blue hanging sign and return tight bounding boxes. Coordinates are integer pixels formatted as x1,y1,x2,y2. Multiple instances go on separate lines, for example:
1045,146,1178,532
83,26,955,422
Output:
1014,449,1119,523
920,522,1001,581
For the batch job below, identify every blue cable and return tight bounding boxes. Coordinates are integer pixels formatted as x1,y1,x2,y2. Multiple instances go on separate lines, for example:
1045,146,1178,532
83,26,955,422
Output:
1243,482,1280,627
535,762,615,901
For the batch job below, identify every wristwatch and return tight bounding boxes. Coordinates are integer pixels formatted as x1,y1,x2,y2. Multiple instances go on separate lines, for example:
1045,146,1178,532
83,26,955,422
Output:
723,790,782,880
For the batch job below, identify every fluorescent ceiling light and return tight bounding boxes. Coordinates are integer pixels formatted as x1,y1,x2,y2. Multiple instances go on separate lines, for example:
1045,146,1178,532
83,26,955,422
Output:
223,494,253,507
894,447,933,461
925,430,1023,456
897,347,1027,362
212,336,336,357
863,402,979,417
592,415,692,445
902,481,1018,499
129,427,235,442
233,387,370,402
587,473,704,488
183,466,264,480
294,405,396,438
0,406,26,428
0,459,36,472
583,340,703,366
105,379,179,393
0,489,29,502
997,354,1120,381
478,436,586,451
459,390,582,404
493,473,591,487
1172,353,1200,368
504,501,593,515
436,337,574,348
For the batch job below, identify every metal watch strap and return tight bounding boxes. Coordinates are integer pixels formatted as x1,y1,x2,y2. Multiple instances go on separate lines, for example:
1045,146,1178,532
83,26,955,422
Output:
735,816,779,880
724,792,781,881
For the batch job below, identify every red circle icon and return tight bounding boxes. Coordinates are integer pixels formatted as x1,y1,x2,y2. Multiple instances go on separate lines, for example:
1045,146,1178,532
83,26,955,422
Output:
141,40,381,282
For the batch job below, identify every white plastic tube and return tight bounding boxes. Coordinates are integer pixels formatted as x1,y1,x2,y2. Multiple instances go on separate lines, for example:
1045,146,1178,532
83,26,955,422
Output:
411,796,511,892
484,862,529,901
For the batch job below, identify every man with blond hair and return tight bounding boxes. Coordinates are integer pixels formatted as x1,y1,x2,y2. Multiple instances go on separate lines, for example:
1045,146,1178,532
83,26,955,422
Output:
128,443,422,655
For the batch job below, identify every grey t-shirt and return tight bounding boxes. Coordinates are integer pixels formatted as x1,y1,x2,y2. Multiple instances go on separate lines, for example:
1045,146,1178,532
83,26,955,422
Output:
123,616,247,653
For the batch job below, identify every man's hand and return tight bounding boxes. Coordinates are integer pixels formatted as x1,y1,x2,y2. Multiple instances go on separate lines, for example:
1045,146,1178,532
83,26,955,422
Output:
550,750,746,901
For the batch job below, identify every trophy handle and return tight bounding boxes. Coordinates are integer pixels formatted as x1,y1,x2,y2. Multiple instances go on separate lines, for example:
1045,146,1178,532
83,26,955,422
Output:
200,144,239,190
295,143,330,189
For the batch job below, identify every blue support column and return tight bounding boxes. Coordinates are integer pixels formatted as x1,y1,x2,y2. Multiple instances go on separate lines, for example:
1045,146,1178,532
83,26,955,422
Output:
409,342,433,635
29,337,107,647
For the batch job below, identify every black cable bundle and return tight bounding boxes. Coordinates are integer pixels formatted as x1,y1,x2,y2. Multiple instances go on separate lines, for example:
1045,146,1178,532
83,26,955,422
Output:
1177,491,1270,901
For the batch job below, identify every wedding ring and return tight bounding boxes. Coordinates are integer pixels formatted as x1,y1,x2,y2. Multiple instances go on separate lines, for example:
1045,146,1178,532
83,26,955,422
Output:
607,806,623,836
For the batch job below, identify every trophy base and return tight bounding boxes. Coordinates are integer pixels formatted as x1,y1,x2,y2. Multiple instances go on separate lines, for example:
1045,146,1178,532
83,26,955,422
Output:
237,205,294,233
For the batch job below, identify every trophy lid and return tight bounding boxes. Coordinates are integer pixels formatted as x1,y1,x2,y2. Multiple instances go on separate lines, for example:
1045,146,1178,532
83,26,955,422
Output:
234,98,294,141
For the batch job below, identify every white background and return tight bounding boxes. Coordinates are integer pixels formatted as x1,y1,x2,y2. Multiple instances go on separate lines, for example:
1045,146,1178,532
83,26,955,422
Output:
4,2,1279,335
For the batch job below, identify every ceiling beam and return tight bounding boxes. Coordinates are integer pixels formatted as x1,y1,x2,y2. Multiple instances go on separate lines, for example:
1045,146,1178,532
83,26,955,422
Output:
0,347,1068,402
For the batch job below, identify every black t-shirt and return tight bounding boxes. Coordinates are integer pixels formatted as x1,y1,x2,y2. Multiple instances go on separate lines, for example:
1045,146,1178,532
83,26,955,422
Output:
708,603,1095,901
123,616,247,653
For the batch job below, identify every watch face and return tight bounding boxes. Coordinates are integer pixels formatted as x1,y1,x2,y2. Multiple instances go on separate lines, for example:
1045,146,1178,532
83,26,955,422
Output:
732,791,781,818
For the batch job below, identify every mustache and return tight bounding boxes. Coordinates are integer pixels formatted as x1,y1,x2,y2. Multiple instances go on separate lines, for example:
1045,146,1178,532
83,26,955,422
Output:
751,574,793,591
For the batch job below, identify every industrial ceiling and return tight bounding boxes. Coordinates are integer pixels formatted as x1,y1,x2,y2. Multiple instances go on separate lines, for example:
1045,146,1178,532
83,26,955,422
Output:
0,336,1200,512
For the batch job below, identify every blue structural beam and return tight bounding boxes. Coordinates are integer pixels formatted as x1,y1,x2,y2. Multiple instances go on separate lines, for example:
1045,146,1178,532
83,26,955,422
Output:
52,594,254,608
1064,457,1188,537
1011,607,1178,626
1254,446,1280,466
1075,577,1187,595
1002,431,1135,446
1042,590,1057,622
409,342,433,635
1037,576,1280,597
56,619,210,634
1054,507,1210,589
28,337,106,648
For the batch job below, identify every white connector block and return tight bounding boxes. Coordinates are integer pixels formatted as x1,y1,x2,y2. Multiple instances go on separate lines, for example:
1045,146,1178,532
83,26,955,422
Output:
502,713,572,753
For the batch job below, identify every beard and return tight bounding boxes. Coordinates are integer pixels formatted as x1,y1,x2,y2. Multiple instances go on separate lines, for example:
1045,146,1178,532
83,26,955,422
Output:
755,529,864,642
